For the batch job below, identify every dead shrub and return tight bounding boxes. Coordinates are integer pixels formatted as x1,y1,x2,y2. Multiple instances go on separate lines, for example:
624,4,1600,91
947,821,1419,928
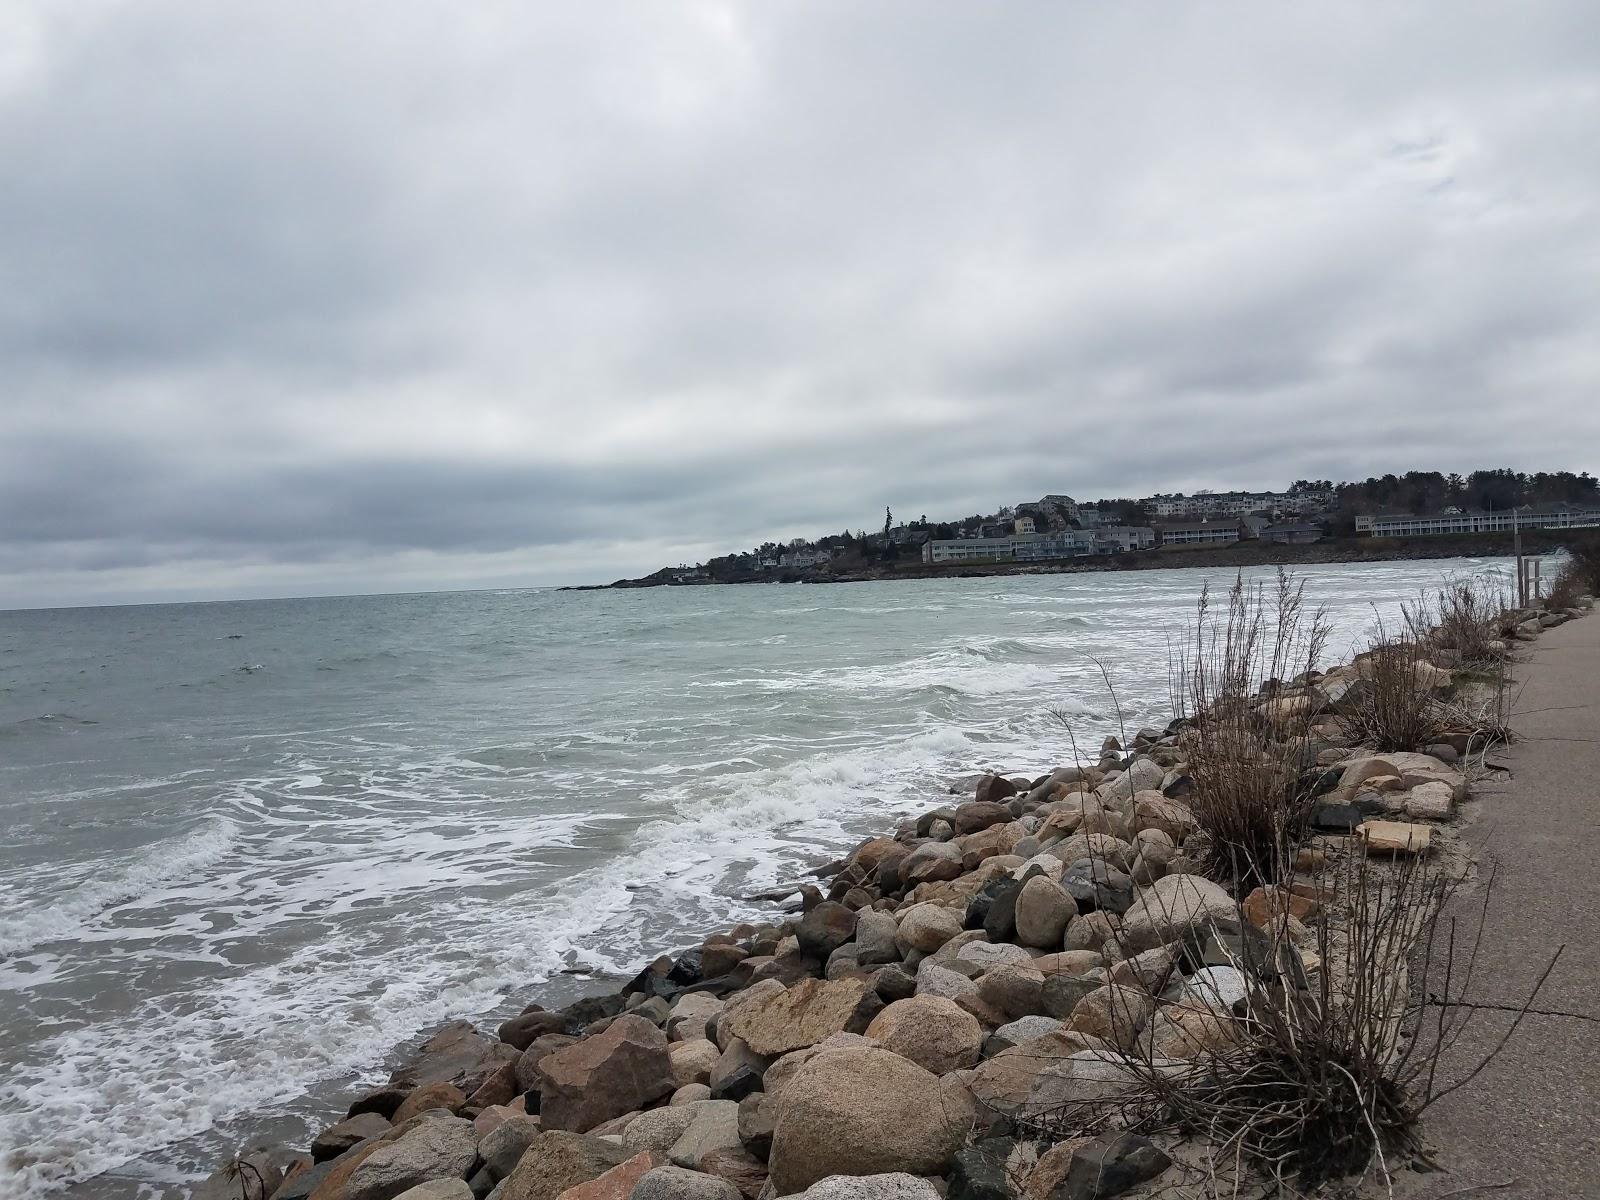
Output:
1338,636,1444,754
1173,571,1328,889
1020,843,1561,1193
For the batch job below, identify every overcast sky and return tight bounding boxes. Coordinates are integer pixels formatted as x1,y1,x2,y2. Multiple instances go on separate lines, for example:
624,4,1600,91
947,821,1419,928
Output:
3,2,1597,607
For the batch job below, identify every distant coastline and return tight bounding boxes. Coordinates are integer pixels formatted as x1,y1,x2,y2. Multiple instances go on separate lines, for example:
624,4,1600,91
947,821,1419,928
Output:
575,529,1580,590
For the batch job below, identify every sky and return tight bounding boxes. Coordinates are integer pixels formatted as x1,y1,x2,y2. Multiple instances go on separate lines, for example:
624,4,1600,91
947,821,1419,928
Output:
3,1,1598,608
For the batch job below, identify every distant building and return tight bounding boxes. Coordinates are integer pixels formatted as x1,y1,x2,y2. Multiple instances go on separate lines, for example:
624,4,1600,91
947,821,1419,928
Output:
1014,515,1037,535
1263,522,1324,545
779,548,830,568
1355,503,1600,538
922,529,1097,564
1157,521,1242,546
1239,515,1271,539
1097,525,1157,553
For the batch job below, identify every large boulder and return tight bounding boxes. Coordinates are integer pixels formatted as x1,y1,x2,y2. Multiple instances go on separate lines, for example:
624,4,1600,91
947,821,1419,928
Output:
797,902,858,960
623,1105,704,1157
900,843,965,887
479,1115,544,1182
498,1131,632,1200
631,1166,742,1200
669,1039,721,1088
953,802,1014,836
1066,986,1155,1051
854,910,901,966
552,1152,658,1200
895,903,964,954
796,1175,942,1200
864,996,983,1075
534,1015,675,1132
343,1117,477,1200
1118,874,1237,954
1014,876,1074,949
767,1047,972,1194
718,978,881,1058
312,1114,391,1162
394,1021,512,1093
666,1100,743,1168
966,1031,1113,1118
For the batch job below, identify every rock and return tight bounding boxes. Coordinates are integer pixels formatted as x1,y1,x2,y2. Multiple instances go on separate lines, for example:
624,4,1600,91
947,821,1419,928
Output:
853,910,901,966
1024,1049,1158,1120
535,1016,676,1133
702,943,750,979
1059,859,1134,916
1056,1132,1170,1199
669,995,727,1044
1131,796,1197,844
669,1040,721,1088
955,941,1033,973
517,1036,579,1092
1183,965,1249,1013
498,1131,632,1200
1118,874,1236,954
954,801,1015,836
718,978,880,1057
349,1083,412,1121
481,1116,545,1182
766,1046,972,1193
1039,972,1103,1020
975,775,1019,805
313,1114,392,1162
696,1148,769,1199
1022,1141,1084,1200
1067,986,1154,1051
985,1015,1061,1055
796,1175,941,1200
500,1010,579,1052
624,1106,703,1157
865,995,983,1074
977,963,1045,1018
275,1157,340,1200
1333,753,1467,805
914,960,979,1001
392,1082,464,1124
736,1092,776,1158
1106,946,1178,995
344,1117,477,1200
895,903,964,954
947,1138,1031,1200
1358,820,1433,854
667,1100,742,1168
1015,876,1075,948
392,1182,472,1200
872,964,918,1004
1404,781,1455,820
968,1032,1115,1118
307,1142,387,1200
1143,1006,1238,1059
192,1149,288,1200
979,877,1025,942
1063,912,1118,955
1099,759,1163,802
553,1152,658,1200
796,903,857,959
396,1021,512,1093
709,1038,770,1103
631,1166,741,1200
900,842,965,887
672,1084,712,1105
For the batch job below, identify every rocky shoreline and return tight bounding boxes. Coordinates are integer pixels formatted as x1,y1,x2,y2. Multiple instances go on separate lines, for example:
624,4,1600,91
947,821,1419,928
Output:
190,588,1593,1200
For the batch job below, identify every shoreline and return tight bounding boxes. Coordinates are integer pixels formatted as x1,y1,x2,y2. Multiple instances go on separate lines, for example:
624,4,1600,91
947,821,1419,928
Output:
576,530,1581,590
181,579,1594,1200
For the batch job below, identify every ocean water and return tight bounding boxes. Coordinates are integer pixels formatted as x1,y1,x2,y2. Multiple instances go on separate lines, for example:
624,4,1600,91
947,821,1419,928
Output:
0,559,1514,1198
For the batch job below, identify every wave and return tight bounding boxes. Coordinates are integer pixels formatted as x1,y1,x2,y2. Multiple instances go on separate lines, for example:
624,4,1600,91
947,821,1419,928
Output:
0,819,239,959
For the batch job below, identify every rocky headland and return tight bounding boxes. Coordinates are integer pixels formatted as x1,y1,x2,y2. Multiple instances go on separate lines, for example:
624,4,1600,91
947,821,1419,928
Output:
190,587,1594,1200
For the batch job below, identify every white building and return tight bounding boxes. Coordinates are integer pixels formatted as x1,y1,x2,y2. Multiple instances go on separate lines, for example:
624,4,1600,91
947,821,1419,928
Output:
1097,525,1157,552
1157,521,1241,546
1355,504,1600,537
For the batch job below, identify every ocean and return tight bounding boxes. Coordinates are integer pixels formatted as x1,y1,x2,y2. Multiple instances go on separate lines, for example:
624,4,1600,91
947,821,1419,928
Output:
0,559,1514,1198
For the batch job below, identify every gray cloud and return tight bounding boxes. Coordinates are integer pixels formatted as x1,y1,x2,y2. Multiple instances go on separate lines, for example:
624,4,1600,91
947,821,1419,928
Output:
2,1,1598,607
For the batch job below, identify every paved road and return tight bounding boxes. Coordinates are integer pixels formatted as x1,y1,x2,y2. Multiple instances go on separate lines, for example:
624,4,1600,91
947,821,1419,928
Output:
1393,609,1600,1199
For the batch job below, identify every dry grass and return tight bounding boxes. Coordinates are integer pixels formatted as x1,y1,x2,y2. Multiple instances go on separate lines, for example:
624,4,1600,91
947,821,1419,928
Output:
1547,541,1600,609
1173,571,1328,889
1418,577,1513,667
1021,842,1561,1195
1337,636,1444,754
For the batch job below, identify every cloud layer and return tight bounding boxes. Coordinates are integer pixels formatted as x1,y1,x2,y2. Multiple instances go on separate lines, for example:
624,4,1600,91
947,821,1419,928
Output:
3,1,1598,606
